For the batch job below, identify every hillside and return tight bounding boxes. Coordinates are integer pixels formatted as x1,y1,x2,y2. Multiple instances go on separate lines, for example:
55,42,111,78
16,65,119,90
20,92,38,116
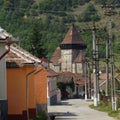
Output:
0,0,120,60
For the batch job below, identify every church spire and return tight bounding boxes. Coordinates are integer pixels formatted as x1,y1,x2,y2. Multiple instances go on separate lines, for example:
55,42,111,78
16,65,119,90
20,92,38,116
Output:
60,24,87,49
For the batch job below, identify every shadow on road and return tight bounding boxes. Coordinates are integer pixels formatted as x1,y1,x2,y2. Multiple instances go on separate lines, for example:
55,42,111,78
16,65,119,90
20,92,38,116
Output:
52,100,73,106
49,111,77,116
48,99,78,120
49,112,77,120
55,118,78,120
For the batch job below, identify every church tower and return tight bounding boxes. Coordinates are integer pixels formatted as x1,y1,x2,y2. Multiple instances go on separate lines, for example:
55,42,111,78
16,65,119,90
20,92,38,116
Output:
60,24,87,73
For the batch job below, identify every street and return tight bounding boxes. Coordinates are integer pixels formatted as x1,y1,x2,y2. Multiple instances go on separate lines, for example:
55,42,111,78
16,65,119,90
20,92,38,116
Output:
48,99,115,120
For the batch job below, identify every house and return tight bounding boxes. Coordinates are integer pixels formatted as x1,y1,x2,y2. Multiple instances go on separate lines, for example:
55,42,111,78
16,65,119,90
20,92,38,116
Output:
0,27,13,120
35,59,58,112
50,24,87,98
6,43,59,120
6,43,41,120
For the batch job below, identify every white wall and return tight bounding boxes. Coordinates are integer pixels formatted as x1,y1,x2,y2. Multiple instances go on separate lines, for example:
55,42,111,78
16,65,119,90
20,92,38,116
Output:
49,63,60,72
61,49,72,72
0,44,7,100
76,63,83,73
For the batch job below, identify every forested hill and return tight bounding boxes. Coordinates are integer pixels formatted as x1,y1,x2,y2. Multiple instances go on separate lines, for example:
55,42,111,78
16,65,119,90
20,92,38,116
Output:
0,0,120,59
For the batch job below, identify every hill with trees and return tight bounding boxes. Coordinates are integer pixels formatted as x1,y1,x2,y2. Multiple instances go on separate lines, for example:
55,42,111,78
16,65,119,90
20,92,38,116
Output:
0,0,120,60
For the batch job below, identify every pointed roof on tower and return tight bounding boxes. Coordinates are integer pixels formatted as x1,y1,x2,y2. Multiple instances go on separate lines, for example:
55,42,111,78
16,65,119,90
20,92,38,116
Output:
60,24,87,50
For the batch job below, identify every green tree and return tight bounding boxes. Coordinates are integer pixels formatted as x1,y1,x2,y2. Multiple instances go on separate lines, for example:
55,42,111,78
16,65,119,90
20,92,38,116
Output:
3,0,12,10
29,22,46,58
82,4,100,22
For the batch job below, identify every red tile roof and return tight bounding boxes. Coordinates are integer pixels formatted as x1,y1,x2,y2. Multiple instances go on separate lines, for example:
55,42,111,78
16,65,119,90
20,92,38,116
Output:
57,71,84,85
50,47,61,65
74,52,84,63
61,24,86,45
6,51,26,67
6,44,41,67
47,68,58,77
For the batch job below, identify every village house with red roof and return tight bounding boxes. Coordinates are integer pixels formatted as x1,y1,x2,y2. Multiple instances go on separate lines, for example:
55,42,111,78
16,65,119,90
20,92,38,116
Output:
0,27,59,120
6,43,59,120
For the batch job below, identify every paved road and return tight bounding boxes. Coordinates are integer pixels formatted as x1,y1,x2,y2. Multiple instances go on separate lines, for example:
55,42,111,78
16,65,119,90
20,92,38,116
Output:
48,99,115,120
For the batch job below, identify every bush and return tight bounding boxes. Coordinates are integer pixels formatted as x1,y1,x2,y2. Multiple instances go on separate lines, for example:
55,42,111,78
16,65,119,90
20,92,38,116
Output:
33,111,48,120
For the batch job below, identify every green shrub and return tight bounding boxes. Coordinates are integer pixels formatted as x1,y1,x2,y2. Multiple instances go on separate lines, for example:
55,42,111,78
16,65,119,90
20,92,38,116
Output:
33,111,48,120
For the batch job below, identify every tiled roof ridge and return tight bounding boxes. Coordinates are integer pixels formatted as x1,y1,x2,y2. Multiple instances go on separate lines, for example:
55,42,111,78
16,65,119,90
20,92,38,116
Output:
10,44,41,63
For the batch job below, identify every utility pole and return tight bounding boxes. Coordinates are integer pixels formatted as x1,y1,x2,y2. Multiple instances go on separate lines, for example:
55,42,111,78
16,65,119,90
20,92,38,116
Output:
85,59,92,100
96,30,100,103
85,60,88,100
109,19,116,110
92,23,99,106
103,5,117,110
106,28,109,96
86,60,91,99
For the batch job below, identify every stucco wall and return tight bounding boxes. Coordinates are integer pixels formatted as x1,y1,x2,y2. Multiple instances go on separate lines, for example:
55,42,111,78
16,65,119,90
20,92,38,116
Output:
0,44,7,100
61,49,72,72
35,66,47,111
7,65,35,115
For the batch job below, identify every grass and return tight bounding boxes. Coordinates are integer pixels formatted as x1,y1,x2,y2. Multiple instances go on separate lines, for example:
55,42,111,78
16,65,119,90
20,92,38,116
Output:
89,101,111,112
108,111,120,120
89,101,120,120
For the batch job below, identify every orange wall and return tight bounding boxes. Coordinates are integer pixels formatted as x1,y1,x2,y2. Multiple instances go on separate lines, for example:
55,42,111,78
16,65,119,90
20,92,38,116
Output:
7,65,36,115
35,65,47,105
